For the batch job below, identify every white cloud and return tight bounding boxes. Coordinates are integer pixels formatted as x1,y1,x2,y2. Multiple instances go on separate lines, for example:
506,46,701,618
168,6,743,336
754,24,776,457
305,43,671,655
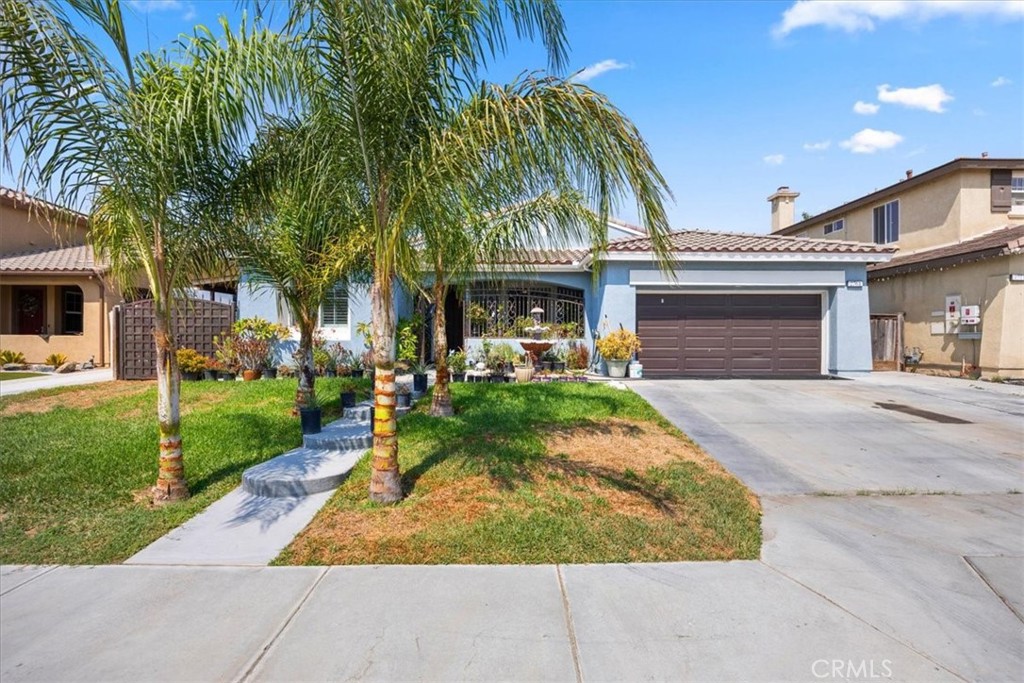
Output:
763,153,786,165
840,128,904,154
803,140,831,151
774,1,1024,38
973,107,988,116
127,0,196,20
877,83,953,113
571,59,629,83
853,100,880,115
991,76,1012,87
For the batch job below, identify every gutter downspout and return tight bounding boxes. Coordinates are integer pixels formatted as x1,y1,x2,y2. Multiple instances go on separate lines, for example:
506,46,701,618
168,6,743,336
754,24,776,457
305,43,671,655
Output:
95,270,106,367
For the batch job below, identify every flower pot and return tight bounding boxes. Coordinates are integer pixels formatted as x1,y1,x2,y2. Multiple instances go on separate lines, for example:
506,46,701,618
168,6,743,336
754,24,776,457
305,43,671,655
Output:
489,374,506,383
263,366,278,379
541,361,552,371
605,359,629,378
552,361,566,373
351,369,364,379
452,372,466,383
325,369,337,378
182,370,201,381
219,371,236,381
514,367,534,384
203,369,218,381
242,369,262,381
340,391,357,408
299,407,322,435
413,373,428,393
397,393,411,408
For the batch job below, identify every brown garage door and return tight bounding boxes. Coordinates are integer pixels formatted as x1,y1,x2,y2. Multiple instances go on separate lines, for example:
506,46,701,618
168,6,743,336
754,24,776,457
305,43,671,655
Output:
636,293,822,378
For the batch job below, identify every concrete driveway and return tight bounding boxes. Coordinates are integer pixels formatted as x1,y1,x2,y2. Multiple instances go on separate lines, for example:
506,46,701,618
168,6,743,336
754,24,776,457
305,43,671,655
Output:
634,373,1024,682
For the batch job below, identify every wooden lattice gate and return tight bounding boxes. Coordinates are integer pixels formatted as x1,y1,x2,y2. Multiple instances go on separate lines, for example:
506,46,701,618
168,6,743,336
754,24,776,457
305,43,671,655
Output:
115,298,234,380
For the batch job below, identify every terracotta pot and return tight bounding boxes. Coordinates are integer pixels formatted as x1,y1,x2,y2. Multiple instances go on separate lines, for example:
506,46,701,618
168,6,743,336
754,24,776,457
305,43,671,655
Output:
242,369,262,381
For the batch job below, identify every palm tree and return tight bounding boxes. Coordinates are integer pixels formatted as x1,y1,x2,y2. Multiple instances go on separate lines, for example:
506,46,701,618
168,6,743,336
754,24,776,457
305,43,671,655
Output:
1,0,294,502
422,190,602,418
283,0,672,503
227,120,370,412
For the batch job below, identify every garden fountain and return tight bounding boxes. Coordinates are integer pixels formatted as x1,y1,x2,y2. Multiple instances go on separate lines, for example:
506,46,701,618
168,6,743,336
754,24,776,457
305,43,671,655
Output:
520,306,553,366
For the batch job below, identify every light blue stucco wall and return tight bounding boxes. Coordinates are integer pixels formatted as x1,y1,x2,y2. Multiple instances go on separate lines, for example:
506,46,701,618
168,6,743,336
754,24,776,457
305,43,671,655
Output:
237,258,876,374
596,259,875,374
236,274,412,365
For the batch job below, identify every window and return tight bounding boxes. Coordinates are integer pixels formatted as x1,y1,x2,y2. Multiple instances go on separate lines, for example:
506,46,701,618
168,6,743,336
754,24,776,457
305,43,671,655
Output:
320,282,348,327
60,286,84,335
872,200,899,244
1011,173,1024,214
823,219,844,235
465,282,584,338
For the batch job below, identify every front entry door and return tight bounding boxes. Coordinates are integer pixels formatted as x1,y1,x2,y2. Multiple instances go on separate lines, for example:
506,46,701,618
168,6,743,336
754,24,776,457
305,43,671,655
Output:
15,287,46,334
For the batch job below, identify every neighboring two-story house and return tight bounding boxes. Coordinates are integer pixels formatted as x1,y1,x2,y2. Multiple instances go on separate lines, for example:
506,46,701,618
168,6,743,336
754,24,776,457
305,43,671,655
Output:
0,188,117,366
769,157,1024,378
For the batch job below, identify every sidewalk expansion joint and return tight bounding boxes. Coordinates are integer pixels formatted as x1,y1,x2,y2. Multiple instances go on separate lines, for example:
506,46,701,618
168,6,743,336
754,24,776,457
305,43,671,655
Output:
758,560,969,683
556,564,584,683
235,566,329,683
0,566,60,597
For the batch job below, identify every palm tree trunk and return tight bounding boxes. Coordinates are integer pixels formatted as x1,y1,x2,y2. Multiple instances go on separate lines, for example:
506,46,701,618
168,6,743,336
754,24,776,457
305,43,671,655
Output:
430,278,453,417
152,302,188,503
294,317,316,414
369,276,402,503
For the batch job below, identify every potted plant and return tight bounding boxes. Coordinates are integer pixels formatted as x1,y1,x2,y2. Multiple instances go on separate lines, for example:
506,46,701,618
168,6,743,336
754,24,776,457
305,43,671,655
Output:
514,354,534,384
213,333,239,380
448,350,467,382
396,383,412,408
409,359,431,393
566,340,590,373
313,347,332,377
348,355,364,378
338,377,359,408
262,354,278,379
551,344,567,373
596,327,641,378
203,359,219,381
176,348,207,381
361,350,375,385
299,392,322,435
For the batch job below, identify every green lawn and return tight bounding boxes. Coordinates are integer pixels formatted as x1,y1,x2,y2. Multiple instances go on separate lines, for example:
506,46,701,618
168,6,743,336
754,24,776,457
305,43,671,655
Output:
0,377,368,564
278,382,762,565
0,372,45,381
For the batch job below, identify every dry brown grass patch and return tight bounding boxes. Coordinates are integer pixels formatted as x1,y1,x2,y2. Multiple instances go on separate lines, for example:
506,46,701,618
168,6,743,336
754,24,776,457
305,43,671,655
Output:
0,381,151,417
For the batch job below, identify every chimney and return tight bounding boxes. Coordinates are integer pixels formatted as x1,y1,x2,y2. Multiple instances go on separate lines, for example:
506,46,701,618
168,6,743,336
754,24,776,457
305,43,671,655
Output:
767,186,800,233
906,169,913,180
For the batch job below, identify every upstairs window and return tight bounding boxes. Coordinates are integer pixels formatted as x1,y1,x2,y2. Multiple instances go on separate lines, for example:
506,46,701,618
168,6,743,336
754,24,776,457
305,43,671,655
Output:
872,200,899,244
823,219,845,235
320,282,349,328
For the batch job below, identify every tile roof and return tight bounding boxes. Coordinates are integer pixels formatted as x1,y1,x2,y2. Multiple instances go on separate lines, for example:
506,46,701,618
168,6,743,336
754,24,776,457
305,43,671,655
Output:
493,248,587,266
0,244,108,273
605,229,896,255
868,225,1024,278
0,187,89,227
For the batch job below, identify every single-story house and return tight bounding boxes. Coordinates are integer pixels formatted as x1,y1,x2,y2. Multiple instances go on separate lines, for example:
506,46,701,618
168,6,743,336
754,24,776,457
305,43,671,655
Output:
238,220,895,378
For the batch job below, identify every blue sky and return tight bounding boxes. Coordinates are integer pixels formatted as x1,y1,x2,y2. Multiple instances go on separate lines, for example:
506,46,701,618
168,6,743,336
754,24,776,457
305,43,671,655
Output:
10,0,1024,234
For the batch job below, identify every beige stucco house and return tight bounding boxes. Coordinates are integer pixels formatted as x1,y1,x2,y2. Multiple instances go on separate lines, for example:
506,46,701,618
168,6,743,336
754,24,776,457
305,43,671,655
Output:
0,188,119,366
768,157,1024,378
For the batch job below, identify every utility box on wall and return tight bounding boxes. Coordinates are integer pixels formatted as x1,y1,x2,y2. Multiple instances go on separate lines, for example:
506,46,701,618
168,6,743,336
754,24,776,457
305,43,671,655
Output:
944,295,962,334
960,305,981,325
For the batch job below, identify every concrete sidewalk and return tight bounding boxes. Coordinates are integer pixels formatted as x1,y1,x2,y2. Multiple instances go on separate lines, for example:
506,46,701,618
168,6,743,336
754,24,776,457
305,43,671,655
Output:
0,561,960,683
0,368,113,397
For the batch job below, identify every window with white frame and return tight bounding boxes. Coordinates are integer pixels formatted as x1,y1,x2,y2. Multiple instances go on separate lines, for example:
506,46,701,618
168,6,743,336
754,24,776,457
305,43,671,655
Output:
1011,173,1024,213
823,218,844,235
872,200,899,244
320,282,349,327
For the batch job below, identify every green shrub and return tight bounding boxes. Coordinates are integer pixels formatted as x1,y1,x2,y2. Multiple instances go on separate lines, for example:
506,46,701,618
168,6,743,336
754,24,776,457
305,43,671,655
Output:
0,349,27,365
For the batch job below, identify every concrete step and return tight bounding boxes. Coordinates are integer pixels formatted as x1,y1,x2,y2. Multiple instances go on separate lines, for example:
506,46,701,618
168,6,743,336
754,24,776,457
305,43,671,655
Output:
242,447,365,498
343,403,413,422
303,420,373,451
